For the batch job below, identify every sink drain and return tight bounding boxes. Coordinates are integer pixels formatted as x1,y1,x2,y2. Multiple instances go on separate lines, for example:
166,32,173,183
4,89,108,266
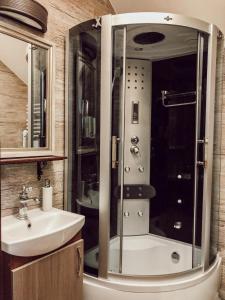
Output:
27,222,32,228
171,251,180,263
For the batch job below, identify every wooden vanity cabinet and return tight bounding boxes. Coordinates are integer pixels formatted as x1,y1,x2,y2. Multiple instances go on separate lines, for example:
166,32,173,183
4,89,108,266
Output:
12,240,83,300
2,235,84,300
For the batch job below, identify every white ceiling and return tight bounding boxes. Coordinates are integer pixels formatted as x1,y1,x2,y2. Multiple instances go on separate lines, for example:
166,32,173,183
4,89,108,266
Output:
109,0,225,33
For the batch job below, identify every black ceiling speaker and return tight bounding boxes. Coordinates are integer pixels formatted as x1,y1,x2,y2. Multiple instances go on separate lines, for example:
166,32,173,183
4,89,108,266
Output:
134,32,165,45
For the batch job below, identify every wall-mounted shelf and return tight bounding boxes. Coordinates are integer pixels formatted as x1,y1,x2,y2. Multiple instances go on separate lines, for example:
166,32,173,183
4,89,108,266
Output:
0,156,66,180
0,155,66,165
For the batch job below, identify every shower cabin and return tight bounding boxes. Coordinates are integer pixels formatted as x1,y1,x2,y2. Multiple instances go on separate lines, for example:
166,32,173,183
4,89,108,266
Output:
66,13,223,300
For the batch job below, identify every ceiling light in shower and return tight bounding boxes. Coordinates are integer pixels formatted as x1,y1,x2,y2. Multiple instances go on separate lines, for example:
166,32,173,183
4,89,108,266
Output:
134,32,165,45
0,0,48,33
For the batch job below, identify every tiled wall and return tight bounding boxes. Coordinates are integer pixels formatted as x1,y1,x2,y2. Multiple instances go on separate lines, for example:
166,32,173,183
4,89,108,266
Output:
0,0,114,217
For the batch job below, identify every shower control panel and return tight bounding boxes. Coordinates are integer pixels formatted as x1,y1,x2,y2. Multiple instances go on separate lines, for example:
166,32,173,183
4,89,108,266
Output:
114,184,156,199
118,58,151,236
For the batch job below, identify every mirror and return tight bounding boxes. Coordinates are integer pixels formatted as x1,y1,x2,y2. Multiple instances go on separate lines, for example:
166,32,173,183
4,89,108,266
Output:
0,22,55,158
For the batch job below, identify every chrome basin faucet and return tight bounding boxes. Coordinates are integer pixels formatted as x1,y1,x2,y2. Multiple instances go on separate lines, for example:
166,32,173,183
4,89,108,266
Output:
17,186,40,221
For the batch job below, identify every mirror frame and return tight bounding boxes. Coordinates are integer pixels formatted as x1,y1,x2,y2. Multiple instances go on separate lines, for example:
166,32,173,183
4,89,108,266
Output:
0,20,55,158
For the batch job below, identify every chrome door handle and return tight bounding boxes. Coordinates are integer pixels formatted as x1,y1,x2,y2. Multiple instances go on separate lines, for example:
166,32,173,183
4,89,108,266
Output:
196,137,208,168
197,161,207,168
112,136,120,169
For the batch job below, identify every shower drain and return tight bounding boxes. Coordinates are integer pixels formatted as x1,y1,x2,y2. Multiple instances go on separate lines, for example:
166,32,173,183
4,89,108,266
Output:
171,252,180,263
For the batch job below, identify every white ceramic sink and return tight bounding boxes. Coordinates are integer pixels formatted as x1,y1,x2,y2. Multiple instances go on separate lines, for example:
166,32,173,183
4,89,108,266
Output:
1,208,85,257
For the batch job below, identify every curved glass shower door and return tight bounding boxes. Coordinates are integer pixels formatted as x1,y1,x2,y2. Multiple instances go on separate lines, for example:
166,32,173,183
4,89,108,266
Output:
67,19,102,277
110,23,209,276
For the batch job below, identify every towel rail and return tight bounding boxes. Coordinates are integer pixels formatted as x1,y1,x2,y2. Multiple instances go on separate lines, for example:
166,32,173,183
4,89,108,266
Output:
161,90,196,108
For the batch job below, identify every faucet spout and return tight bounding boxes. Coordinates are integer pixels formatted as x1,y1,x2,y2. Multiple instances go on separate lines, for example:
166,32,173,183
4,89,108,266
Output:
17,186,40,221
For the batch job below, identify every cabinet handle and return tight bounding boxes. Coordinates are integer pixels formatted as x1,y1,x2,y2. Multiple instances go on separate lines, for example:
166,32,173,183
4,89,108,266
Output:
77,246,82,277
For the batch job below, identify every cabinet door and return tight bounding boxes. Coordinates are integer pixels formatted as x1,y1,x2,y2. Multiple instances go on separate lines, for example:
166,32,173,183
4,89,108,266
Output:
12,240,84,300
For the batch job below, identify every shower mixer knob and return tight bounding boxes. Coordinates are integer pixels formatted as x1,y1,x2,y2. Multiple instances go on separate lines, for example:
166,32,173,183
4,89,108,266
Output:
131,136,139,144
130,145,139,155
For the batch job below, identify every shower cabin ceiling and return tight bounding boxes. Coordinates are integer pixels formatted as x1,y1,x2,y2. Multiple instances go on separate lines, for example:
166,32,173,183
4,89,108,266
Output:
115,24,198,60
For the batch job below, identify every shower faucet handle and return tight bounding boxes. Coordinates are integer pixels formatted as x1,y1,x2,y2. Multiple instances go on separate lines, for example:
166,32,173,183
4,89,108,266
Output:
130,145,139,155
131,136,139,145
